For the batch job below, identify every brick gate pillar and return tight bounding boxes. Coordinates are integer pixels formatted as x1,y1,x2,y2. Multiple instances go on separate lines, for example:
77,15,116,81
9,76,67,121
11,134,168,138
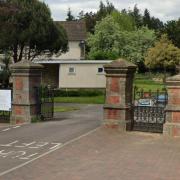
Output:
103,59,136,131
163,65,180,137
10,60,43,124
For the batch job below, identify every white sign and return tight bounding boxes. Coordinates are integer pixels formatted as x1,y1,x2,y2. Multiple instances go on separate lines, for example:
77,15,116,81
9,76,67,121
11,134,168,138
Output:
0,90,11,111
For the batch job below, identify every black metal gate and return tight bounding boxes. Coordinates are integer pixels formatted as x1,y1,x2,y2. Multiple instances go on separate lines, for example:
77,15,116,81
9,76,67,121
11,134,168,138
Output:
36,86,54,120
133,87,168,133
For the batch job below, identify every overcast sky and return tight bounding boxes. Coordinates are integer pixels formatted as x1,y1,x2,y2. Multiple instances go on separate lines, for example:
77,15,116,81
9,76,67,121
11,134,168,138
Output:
43,0,179,22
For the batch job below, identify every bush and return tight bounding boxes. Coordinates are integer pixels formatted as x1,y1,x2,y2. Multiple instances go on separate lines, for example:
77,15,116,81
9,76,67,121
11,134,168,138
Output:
53,89,105,97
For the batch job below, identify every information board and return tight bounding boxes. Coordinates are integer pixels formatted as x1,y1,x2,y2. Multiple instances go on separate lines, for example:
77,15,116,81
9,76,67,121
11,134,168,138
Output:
0,90,11,111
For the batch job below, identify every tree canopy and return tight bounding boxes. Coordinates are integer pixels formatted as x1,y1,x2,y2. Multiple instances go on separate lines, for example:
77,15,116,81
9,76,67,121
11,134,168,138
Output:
66,8,75,21
164,19,180,48
145,34,180,70
87,12,156,71
78,1,116,33
0,0,68,63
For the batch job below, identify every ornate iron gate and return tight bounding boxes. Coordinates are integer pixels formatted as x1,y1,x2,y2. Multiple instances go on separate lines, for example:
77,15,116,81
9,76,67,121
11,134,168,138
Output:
133,87,168,133
36,86,54,120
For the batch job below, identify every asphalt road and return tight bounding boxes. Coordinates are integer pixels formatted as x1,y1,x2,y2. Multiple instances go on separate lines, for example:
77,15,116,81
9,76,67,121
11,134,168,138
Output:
0,103,103,178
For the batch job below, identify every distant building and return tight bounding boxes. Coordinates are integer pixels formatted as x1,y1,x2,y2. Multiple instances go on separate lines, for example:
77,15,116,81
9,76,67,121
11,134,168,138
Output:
36,20,111,89
56,21,86,60
35,60,111,89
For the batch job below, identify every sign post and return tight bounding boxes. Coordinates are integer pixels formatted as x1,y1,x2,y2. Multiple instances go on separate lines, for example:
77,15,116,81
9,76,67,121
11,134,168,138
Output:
0,90,11,111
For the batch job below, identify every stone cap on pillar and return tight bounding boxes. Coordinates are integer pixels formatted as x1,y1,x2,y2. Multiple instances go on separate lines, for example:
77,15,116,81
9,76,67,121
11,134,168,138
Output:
10,59,44,74
104,58,136,75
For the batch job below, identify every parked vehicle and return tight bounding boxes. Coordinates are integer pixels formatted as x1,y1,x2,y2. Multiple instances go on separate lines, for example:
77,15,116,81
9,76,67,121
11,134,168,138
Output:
135,98,155,107
155,94,168,106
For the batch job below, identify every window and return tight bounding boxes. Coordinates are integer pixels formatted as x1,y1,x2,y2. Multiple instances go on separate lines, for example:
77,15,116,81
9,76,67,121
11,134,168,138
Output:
98,67,104,73
68,67,75,74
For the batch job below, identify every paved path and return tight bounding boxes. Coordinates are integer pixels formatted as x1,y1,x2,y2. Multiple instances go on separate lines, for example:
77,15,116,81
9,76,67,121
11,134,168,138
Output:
0,104,103,178
1,128,180,180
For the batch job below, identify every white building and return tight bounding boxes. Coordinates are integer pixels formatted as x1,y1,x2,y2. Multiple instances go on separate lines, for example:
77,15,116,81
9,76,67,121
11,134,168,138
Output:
36,21,111,89
35,60,111,89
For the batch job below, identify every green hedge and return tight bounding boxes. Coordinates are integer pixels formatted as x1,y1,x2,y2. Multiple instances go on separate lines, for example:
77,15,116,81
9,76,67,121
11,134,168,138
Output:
53,89,105,97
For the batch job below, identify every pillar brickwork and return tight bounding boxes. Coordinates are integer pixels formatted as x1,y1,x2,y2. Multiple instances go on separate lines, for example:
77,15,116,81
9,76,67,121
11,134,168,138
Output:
163,65,180,137
103,59,136,131
10,60,43,124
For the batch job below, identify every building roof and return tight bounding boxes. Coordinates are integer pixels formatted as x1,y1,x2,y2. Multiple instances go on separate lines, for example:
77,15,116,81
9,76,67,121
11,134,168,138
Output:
56,21,86,41
34,59,112,64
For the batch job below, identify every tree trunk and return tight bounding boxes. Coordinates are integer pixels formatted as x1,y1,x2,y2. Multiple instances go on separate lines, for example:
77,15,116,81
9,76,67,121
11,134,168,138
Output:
13,45,18,63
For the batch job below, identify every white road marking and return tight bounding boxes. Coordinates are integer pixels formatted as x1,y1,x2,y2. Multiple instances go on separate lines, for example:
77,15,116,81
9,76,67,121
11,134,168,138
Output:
0,127,99,177
29,142,49,149
49,143,62,150
2,128,10,132
12,151,26,159
1,125,21,132
0,150,14,158
12,126,20,129
20,153,39,160
15,141,36,148
0,141,18,147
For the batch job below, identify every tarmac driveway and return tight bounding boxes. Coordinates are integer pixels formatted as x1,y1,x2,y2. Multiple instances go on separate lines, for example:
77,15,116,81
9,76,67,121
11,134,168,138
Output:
0,103,103,178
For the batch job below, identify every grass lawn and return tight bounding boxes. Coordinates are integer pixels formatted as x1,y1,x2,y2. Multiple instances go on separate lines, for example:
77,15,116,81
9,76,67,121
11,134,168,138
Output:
54,106,79,112
54,95,105,104
54,73,165,104
134,79,165,91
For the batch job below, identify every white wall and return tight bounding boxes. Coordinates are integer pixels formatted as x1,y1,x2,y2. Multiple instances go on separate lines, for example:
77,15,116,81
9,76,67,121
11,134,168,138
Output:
59,63,107,88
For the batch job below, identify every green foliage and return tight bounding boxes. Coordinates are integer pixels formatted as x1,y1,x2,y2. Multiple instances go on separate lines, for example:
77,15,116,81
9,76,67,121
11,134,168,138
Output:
53,89,104,97
164,19,180,48
54,106,79,113
134,73,165,91
145,34,180,69
31,116,42,123
66,8,75,21
54,96,105,104
129,5,143,28
0,53,11,88
111,11,136,31
78,1,116,33
87,50,119,60
87,13,156,70
0,0,68,62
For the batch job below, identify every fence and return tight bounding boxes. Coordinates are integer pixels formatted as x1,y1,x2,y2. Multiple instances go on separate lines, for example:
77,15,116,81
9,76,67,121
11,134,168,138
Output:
36,86,54,120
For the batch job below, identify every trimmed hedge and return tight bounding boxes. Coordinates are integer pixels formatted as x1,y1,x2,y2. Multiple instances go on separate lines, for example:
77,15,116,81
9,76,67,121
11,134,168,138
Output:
53,89,105,97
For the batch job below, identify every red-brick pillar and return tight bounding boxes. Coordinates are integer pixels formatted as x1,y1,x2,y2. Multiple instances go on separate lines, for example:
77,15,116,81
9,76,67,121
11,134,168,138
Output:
10,60,43,124
103,59,136,131
163,65,180,137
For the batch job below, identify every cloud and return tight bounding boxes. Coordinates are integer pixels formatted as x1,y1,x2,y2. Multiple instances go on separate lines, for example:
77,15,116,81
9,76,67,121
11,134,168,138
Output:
43,0,180,22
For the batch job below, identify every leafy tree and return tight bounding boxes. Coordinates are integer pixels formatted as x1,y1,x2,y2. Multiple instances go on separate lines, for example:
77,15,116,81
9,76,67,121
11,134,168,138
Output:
87,13,156,72
129,5,143,28
145,34,180,70
111,11,136,31
96,0,115,20
0,0,68,63
143,9,151,28
150,17,164,31
142,8,164,32
66,8,75,21
122,27,156,67
0,53,11,88
164,19,180,48
78,1,116,33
